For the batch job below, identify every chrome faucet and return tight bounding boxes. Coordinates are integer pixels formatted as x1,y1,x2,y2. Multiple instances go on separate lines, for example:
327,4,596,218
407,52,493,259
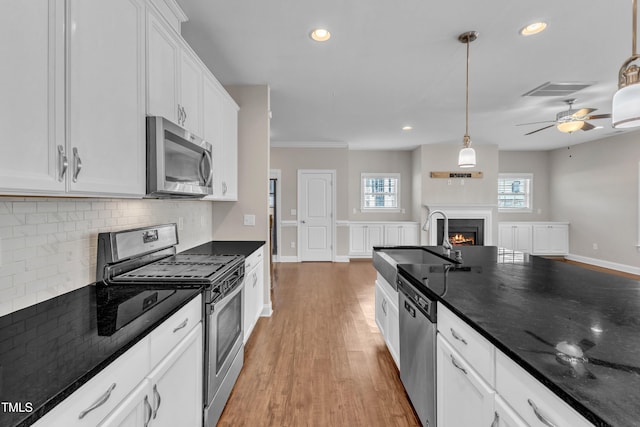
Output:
425,210,453,254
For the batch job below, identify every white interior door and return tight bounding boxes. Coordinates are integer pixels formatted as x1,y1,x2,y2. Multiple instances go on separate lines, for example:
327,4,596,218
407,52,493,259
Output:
298,170,334,261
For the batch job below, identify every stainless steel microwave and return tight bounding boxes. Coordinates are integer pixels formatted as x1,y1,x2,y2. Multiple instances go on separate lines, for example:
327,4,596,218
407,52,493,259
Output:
146,116,213,198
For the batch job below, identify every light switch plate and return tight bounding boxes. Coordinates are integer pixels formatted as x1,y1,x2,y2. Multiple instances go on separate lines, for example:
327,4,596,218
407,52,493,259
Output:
290,209,297,216
243,214,256,226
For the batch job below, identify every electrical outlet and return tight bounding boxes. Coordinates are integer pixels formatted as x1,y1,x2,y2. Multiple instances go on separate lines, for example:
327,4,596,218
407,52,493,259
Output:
290,209,297,216
290,241,296,249
243,214,256,226
447,179,452,186
178,217,184,231
460,179,465,186
593,243,599,250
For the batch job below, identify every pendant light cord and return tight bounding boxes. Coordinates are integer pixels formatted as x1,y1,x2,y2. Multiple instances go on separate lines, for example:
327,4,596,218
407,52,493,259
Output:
465,38,470,139
634,0,637,56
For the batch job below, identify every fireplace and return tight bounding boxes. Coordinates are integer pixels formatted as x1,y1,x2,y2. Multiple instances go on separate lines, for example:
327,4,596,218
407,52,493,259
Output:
437,219,484,246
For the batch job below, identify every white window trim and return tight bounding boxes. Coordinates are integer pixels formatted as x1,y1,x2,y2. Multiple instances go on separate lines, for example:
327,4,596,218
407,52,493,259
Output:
361,173,401,212
498,173,533,213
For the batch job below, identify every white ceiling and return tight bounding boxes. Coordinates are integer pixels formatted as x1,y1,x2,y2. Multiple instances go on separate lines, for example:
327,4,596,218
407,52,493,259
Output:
177,0,637,151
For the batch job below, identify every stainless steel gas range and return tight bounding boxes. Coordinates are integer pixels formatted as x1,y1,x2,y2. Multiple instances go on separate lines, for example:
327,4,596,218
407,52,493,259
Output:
96,224,245,427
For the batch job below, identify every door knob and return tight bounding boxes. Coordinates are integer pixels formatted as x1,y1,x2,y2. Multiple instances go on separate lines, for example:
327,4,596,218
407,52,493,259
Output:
301,220,306,224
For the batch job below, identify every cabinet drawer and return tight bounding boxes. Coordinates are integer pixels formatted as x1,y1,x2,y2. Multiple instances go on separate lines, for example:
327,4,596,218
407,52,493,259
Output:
437,304,494,385
150,294,202,368
496,351,593,427
244,247,263,272
32,337,150,427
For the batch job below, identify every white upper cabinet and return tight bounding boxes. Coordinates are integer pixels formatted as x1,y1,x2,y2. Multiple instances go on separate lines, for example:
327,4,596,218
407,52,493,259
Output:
219,96,239,200
178,49,203,136
0,0,145,197
67,0,146,196
0,1,64,194
146,10,179,124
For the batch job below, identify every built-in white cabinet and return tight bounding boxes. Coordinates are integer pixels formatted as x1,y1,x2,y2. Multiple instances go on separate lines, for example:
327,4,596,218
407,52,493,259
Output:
32,296,203,427
374,273,400,368
437,335,495,427
532,224,569,256
0,0,145,197
436,303,592,427
218,96,239,200
178,49,203,136
499,222,569,256
243,247,265,343
350,222,419,257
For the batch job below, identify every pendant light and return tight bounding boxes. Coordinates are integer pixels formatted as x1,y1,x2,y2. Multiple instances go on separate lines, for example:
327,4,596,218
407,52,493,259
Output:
612,0,640,128
458,31,478,168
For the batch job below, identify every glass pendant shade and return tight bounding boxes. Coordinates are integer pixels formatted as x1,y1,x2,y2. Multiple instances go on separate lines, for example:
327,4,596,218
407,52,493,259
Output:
458,146,476,168
612,83,640,128
556,121,584,133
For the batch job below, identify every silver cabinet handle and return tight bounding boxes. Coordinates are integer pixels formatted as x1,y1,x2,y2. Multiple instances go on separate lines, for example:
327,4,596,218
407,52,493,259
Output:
57,145,68,181
490,411,499,427
173,318,188,333
78,382,116,419
72,147,82,183
382,298,387,315
450,354,467,375
152,384,162,419
222,181,227,195
450,328,468,345
143,395,152,427
182,106,187,124
528,399,557,427
177,104,182,124
252,272,258,287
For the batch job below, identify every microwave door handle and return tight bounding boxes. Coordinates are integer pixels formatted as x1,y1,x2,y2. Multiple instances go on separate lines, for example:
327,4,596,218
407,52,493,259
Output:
201,151,213,186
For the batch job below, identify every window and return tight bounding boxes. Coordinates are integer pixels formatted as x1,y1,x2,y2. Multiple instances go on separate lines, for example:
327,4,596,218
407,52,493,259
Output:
498,173,532,212
361,173,400,211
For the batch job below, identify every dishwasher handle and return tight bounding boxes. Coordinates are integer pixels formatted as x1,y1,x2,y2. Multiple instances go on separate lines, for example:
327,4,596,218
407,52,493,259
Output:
404,300,416,318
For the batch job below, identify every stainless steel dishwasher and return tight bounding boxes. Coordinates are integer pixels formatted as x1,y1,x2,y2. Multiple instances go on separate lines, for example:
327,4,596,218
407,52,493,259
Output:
397,271,437,427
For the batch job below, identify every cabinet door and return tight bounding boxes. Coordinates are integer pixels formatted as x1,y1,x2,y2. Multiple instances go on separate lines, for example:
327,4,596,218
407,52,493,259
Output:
384,225,402,246
532,225,568,255
148,323,202,427
220,96,239,200
202,73,224,198
179,50,203,136
97,380,152,427
243,259,264,343
513,225,532,253
349,225,367,255
147,10,179,123
437,335,495,427
0,0,65,194
493,395,528,427
67,0,145,196
498,225,514,250
367,224,384,253
374,280,388,340
401,224,419,246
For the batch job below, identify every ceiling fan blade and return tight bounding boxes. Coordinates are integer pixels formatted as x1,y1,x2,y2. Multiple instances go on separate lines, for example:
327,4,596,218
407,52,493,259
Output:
581,122,596,131
525,124,555,135
584,113,611,120
572,108,596,118
516,120,556,126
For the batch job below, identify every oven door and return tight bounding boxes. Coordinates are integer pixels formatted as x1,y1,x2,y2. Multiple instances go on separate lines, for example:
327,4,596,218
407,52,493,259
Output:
207,280,244,400
147,116,213,198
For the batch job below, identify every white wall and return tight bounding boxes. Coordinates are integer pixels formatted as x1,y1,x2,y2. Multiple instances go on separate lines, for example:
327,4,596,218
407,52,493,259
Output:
549,131,640,269
0,197,214,316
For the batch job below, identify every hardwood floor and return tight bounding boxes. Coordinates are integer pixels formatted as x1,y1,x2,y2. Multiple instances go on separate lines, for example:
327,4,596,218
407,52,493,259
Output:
217,261,419,427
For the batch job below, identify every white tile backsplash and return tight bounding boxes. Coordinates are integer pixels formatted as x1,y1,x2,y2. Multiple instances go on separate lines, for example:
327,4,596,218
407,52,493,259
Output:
0,197,215,316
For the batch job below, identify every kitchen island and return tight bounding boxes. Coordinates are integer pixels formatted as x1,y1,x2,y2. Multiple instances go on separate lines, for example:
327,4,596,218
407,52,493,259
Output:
395,246,640,427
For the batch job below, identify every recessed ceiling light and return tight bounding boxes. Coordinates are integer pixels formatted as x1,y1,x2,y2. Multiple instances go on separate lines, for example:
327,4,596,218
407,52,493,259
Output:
402,125,413,131
310,28,331,42
520,21,547,36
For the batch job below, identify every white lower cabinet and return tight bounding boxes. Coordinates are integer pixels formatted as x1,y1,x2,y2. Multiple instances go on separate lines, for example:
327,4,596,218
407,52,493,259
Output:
243,247,265,343
97,380,152,427
493,395,528,427
350,222,419,257
374,273,400,368
436,335,495,427
499,222,569,255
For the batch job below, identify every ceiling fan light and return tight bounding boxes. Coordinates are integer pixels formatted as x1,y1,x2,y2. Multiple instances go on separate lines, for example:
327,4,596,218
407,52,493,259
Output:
612,83,640,128
458,146,476,168
556,121,584,133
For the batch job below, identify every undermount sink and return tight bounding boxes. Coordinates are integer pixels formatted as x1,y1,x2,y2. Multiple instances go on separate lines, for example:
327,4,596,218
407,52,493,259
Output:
372,247,456,289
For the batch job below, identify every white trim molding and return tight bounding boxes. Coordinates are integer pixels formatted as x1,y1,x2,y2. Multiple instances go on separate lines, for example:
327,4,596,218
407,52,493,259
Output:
278,256,300,263
424,204,494,246
271,141,348,149
566,253,640,277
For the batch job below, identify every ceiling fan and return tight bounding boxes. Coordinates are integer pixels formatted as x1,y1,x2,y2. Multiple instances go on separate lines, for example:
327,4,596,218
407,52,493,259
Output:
518,99,612,135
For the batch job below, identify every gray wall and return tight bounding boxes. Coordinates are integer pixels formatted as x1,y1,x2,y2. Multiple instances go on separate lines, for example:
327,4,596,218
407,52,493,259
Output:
549,131,640,267
498,151,551,222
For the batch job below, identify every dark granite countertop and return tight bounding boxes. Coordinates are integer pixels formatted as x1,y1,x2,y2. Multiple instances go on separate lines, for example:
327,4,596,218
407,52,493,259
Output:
0,283,203,427
183,240,265,257
396,246,640,427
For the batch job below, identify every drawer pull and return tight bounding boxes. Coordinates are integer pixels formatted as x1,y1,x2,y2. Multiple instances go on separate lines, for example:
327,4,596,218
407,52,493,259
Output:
528,399,557,427
78,382,116,419
490,411,499,427
450,354,467,375
143,395,152,427
450,328,468,345
152,384,162,419
173,318,188,333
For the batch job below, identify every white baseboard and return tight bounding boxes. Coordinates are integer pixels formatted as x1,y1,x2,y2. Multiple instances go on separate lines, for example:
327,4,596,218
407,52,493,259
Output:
261,303,273,317
334,256,350,263
566,253,640,276
278,256,299,263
